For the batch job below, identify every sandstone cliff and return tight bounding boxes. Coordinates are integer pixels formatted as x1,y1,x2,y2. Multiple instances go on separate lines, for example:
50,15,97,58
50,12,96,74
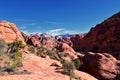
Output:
76,12,120,58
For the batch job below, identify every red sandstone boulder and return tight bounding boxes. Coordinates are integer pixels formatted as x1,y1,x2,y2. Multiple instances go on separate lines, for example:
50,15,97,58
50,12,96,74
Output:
57,43,81,60
0,20,25,44
82,52,120,80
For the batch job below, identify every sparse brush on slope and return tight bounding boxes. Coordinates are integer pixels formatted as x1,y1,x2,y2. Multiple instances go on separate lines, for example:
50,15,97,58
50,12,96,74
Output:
34,46,66,61
0,39,29,75
61,60,81,80
0,39,7,54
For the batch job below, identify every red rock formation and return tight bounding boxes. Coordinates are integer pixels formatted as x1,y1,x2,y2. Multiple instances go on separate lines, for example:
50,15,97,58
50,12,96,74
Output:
82,52,120,80
21,32,29,42
0,20,25,44
24,33,57,49
77,12,120,57
57,43,82,60
70,34,85,50
40,37,57,49
27,34,40,47
57,36,73,47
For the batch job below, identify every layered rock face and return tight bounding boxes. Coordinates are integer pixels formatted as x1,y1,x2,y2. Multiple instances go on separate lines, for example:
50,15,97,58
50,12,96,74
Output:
0,20,25,44
77,12,120,57
24,33,57,49
82,52,120,80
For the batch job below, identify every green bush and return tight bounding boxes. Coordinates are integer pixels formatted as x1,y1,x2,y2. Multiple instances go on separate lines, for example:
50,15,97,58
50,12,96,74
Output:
36,46,47,57
6,40,24,73
0,39,7,54
28,46,36,54
61,60,76,79
0,40,29,75
7,40,24,69
73,59,82,70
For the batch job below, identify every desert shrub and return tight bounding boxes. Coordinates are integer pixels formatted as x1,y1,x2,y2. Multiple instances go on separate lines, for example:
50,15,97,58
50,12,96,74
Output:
61,60,76,79
36,47,59,60
47,48,61,61
28,45,36,54
61,60,82,80
2,40,24,74
73,59,82,70
0,39,7,54
118,54,120,60
36,46,47,57
0,40,29,75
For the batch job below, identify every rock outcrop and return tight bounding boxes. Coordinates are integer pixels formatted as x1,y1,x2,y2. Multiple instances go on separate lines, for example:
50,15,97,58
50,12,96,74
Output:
24,33,57,49
56,43,83,60
82,52,120,80
77,12,120,58
27,34,40,47
70,34,85,50
0,20,25,44
57,36,73,47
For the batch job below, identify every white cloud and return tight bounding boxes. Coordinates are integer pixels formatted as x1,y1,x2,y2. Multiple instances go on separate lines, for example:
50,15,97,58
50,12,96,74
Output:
14,19,35,22
46,28,79,36
24,23,36,26
21,30,42,35
19,25,27,30
48,28,64,33
46,21,64,24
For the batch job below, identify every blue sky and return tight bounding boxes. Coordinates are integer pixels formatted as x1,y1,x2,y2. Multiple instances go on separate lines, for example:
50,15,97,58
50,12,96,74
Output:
0,0,120,35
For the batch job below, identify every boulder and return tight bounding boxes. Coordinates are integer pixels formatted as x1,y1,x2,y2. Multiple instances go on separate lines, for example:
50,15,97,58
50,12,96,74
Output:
57,43,79,60
82,52,120,80
0,20,25,44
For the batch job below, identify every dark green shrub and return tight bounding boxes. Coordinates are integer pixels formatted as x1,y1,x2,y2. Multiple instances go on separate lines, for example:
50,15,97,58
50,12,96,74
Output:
73,59,82,70
28,46,36,54
118,54,120,60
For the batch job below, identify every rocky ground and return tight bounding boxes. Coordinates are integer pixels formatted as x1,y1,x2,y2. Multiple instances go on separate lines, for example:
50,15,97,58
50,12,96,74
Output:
0,52,97,80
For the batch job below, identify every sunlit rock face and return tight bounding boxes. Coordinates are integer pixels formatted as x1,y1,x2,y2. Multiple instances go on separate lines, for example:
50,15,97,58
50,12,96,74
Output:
0,20,25,44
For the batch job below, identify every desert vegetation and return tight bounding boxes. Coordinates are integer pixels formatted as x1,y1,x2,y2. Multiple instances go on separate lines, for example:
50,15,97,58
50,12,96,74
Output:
0,39,28,75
